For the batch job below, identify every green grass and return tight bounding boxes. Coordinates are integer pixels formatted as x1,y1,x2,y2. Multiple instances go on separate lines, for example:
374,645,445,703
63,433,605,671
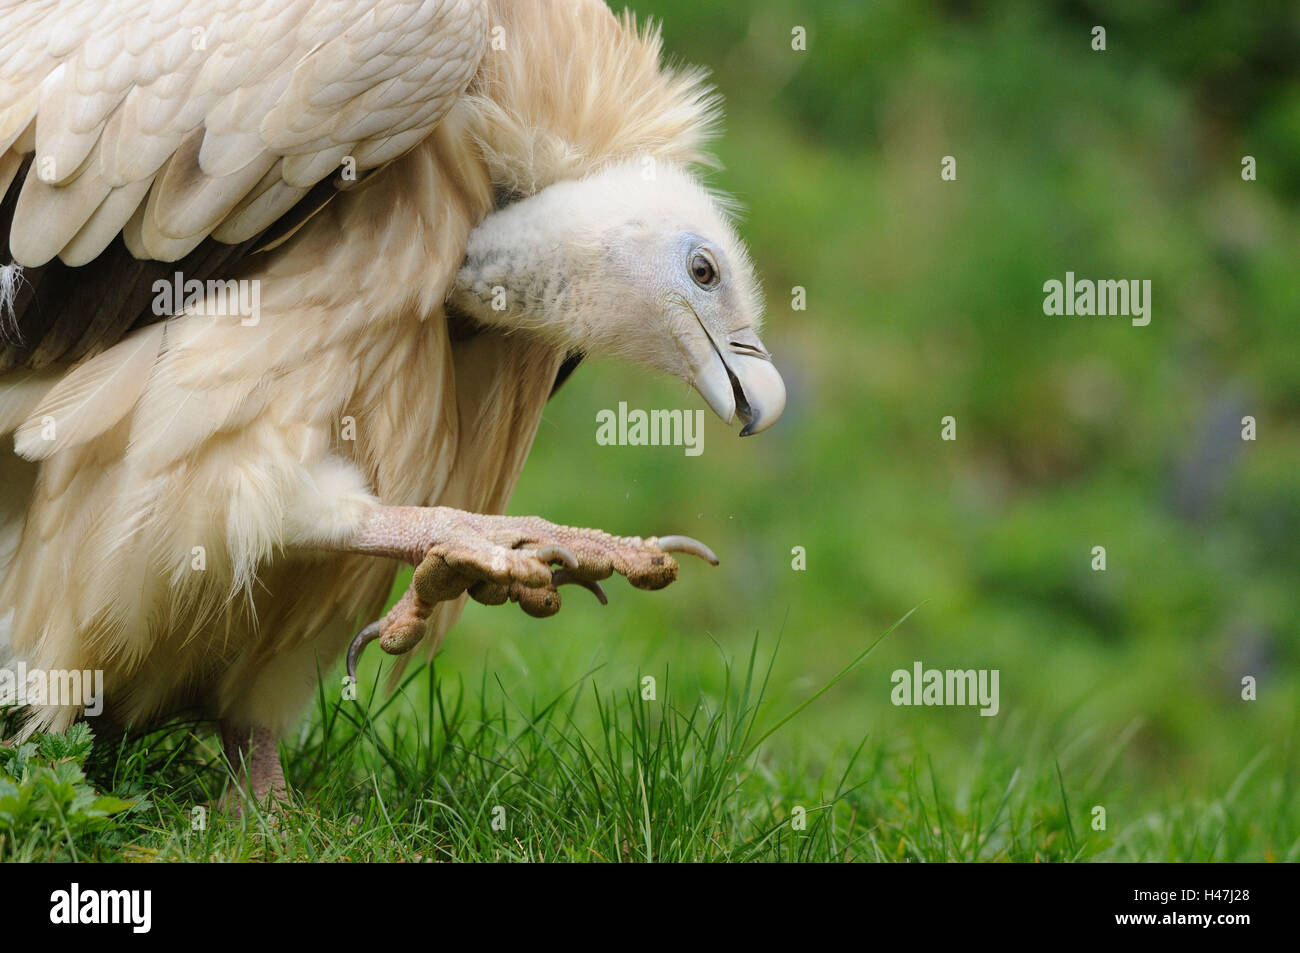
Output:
4,614,1295,862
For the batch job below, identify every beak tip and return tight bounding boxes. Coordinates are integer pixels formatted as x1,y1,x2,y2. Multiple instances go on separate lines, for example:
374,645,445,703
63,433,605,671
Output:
737,414,777,437
686,327,785,435
732,361,786,437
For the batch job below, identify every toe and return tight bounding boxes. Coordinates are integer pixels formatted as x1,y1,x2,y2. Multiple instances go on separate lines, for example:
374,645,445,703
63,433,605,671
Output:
412,551,473,603
468,579,509,605
377,588,432,654
510,582,561,618
505,549,554,588
616,548,679,590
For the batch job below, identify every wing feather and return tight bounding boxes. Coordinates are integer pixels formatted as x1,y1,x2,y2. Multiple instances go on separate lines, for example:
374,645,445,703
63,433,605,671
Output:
2,0,487,269
13,322,164,459
60,173,154,267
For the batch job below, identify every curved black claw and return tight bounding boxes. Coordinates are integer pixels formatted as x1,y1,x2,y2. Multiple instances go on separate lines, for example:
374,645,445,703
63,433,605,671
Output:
346,620,382,683
551,569,609,605
655,535,720,566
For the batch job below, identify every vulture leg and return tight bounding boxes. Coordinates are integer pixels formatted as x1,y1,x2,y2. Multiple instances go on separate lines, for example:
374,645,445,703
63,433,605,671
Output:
218,722,289,814
327,505,719,678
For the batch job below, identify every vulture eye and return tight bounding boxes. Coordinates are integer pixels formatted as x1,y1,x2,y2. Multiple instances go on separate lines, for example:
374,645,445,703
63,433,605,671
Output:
690,252,719,288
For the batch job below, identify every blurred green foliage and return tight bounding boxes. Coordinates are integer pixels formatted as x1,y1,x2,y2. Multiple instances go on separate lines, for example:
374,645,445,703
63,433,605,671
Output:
410,0,1299,854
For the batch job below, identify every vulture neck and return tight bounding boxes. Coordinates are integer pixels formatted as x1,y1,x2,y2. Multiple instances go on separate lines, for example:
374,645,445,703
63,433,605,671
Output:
447,188,636,355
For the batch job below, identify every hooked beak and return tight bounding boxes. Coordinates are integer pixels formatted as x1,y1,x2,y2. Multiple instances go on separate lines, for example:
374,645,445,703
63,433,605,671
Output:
682,323,787,436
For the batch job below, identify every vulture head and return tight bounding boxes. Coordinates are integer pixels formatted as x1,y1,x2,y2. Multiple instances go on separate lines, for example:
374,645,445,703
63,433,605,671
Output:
451,161,786,435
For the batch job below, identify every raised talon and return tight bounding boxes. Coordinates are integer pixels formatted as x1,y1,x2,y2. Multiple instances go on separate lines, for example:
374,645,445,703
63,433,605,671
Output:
654,535,719,566
552,569,609,605
332,506,720,681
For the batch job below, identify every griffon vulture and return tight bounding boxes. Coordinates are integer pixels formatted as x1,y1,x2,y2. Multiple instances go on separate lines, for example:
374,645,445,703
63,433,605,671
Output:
0,0,785,804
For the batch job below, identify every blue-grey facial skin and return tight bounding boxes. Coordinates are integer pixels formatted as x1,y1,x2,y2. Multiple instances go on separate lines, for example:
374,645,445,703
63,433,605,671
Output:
666,232,785,435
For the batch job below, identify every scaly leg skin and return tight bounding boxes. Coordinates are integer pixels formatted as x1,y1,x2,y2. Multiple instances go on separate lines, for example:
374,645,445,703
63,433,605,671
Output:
218,722,289,815
332,505,718,678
